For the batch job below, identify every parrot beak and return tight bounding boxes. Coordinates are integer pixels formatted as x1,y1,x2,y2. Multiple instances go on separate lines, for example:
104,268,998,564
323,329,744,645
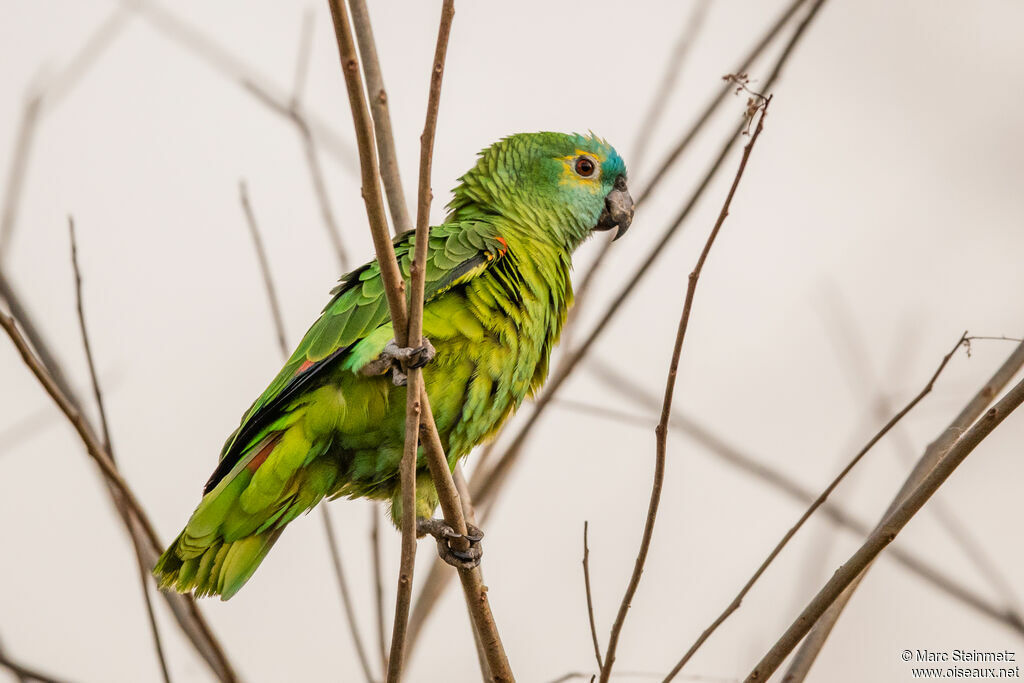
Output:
594,175,634,241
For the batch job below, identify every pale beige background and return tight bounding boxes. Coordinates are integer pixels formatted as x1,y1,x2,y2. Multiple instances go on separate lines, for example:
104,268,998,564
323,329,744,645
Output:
1,1,1023,682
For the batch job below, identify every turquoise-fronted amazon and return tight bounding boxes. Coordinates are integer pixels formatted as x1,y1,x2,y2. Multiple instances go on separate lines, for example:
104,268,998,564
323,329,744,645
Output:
154,132,634,599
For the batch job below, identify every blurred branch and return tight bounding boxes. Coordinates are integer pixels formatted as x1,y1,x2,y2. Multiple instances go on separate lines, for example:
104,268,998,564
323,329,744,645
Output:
665,333,969,681
0,309,236,680
568,0,801,346
784,337,1024,681
469,0,828,516
69,218,171,683
582,522,603,672
325,2,513,680
238,180,376,682
630,0,712,174
0,6,131,262
600,96,771,683
746,375,1024,681
131,0,355,171
349,0,413,236
404,0,830,649
370,506,389,675
581,362,1024,636
0,642,70,683
238,182,288,353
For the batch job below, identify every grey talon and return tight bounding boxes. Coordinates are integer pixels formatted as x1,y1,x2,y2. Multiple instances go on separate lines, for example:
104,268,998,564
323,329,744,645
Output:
416,517,484,570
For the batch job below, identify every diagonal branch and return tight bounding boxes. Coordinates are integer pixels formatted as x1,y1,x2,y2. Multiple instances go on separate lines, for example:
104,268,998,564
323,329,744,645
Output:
664,332,967,681
349,0,413,236
599,97,772,683
782,338,1024,681
238,181,376,682
583,361,1024,637
745,375,1024,681
69,218,171,683
325,2,512,680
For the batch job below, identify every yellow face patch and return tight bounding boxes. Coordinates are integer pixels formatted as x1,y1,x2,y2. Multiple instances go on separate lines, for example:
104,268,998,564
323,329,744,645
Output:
557,148,607,193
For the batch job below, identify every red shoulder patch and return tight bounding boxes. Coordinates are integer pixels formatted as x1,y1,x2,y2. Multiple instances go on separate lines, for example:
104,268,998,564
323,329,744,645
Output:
295,359,317,376
495,236,508,256
246,434,283,473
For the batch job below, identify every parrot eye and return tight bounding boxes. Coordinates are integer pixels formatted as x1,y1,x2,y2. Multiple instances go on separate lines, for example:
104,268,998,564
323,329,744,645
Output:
574,156,598,178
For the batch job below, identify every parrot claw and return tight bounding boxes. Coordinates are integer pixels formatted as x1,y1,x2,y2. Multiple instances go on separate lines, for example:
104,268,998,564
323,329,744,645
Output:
381,338,436,386
416,518,484,570
360,338,436,385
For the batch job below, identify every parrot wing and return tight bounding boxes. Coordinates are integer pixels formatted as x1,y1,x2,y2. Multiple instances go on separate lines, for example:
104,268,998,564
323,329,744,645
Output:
203,222,510,493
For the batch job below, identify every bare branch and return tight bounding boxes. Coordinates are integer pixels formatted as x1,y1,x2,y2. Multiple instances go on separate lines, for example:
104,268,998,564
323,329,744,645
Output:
238,181,374,682
349,0,414,236
132,0,355,170
583,522,603,671
325,2,512,679
783,338,1024,681
664,332,968,681
582,361,1024,636
371,507,389,675
600,97,772,683
0,636,72,683
469,0,830,516
322,510,379,683
630,0,712,174
238,182,288,354
745,376,1024,681
68,218,171,683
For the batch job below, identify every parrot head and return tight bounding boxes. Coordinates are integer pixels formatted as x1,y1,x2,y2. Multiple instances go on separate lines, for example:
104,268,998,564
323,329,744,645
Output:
448,132,634,248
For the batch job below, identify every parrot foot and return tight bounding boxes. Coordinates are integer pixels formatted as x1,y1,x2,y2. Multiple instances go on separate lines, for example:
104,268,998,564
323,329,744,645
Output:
360,337,436,386
416,517,484,570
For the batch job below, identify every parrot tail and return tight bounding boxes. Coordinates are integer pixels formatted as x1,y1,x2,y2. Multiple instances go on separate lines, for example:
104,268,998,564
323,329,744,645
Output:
153,424,340,600
153,528,284,600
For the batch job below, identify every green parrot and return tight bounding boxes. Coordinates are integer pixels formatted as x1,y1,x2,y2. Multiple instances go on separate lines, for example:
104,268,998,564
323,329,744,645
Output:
154,132,633,599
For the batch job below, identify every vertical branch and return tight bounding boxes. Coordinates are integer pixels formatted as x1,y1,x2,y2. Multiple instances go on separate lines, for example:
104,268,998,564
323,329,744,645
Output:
325,2,513,680
387,2,456,679
630,0,712,174
238,182,376,683
582,522,603,672
599,99,771,683
348,0,414,236
782,338,1024,681
745,378,1024,682
69,218,171,683
371,507,389,675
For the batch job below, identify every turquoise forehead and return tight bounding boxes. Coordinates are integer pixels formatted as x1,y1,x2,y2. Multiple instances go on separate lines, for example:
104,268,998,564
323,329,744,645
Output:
489,132,626,179
568,132,626,179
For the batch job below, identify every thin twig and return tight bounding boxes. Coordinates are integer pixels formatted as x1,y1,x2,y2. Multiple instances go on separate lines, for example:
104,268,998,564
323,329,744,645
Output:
469,0,829,515
600,97,771,683
325,2,512,679
69,218,171,683
403,2,829,648
349,0,413,236
323,510,379,683
386,1,457,678
568,0,799,346
631,0,712,174
746,376,1024,681
664,333,969,682
783,338,1024,681
371,507,389,675
238,181,375,682
582,361,1024,636
131,0,355,169
238,182,288,353
0,310,239,680
582,522,603,671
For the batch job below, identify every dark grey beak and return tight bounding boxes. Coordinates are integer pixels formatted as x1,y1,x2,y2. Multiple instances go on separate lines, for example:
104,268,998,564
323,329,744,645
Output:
594,175,634,241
